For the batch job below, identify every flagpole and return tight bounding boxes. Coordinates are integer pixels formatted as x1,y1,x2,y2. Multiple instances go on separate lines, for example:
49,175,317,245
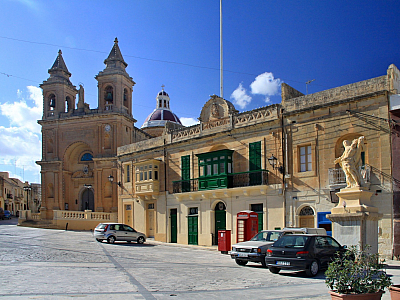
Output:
220,0,223,99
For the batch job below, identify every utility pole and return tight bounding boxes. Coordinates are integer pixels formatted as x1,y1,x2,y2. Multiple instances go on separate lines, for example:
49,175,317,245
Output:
220,0,223,99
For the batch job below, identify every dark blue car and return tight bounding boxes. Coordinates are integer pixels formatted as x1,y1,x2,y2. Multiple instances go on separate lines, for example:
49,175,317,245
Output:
3,210,11,219
265,234,347,277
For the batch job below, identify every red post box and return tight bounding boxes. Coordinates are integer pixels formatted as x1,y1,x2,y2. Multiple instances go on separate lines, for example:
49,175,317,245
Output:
218,229,231,254
236,210,259,243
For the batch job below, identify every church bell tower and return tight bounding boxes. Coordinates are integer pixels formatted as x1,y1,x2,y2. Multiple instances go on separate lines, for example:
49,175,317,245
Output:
95,38,135,116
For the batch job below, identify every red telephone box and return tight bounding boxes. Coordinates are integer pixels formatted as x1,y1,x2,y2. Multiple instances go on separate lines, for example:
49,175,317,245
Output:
236,210,259,243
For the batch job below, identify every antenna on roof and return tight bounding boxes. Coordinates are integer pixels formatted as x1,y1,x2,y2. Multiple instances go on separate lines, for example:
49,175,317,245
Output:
306,79,315,95
220,0,223,99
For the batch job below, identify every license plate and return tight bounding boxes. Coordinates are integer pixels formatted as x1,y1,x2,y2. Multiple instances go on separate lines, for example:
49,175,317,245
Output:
238,253,248,257
276,261,290,266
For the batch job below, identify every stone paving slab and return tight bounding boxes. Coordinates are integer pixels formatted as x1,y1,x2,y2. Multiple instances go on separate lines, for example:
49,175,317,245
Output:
1,219,400,299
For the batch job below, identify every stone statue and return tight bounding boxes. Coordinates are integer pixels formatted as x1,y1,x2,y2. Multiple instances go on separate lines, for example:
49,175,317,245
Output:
77,84,85,109
334,136,365,188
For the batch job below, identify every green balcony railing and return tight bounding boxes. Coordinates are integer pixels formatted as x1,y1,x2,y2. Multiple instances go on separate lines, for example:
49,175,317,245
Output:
172,169,268,194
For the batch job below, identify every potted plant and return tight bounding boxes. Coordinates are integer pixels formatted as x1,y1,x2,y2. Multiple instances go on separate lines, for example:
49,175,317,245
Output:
325,245,392,299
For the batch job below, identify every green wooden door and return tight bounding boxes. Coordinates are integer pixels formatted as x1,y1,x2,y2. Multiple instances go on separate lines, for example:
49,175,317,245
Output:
188,215,198,245
215,210,226,245
249,141,262,185
181,155,190,192
170,209,177,243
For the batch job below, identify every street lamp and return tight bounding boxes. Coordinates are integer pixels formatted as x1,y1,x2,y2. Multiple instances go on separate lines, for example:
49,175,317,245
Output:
108,175,121,186
267,154,284,174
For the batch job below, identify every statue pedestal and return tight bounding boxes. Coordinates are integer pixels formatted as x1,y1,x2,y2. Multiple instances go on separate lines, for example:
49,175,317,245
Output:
327,187,382,254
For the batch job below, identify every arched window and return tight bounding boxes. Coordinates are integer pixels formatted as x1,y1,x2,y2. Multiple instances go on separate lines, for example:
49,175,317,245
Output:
104,86,113,110
49,94,56,111
123,88,128,105
65,96,71,113
299,206,314,216
81,153,93,161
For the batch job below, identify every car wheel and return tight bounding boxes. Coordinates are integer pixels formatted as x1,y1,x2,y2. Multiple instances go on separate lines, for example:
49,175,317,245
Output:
306,260,319,277
137,236,145,244
107,236,116,244
235,259,248,266
269,267,280,274
96,239,102,242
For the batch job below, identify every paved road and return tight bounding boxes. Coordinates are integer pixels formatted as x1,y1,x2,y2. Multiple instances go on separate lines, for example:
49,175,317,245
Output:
1,218,400,299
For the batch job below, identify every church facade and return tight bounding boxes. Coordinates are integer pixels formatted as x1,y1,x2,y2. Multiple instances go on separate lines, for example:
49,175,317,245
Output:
36,39,149,221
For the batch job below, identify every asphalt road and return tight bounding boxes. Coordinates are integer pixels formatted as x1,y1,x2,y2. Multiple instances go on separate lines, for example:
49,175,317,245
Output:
1,218,400,300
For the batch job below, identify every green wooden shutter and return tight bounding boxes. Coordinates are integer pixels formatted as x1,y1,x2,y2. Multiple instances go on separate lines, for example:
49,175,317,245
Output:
249,141,262,185
181,155,190,192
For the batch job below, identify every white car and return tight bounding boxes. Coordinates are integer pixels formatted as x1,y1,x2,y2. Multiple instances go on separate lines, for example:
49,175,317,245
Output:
93,223,146,244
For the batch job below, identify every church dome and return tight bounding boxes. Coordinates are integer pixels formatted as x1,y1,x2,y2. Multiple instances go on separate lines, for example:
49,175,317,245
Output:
141,88,182,129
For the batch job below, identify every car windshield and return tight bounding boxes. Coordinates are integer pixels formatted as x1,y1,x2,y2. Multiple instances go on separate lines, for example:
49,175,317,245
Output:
273,235,310,248
96,224,107,230
251,231,281,242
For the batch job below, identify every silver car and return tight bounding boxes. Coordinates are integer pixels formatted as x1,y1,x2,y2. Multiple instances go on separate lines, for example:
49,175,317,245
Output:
94,223,146,244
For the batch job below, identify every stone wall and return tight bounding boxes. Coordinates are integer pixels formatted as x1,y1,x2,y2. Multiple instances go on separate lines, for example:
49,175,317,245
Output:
282,76,389,113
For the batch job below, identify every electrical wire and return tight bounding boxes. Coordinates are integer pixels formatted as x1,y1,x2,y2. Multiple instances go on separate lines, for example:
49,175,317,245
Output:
0,35,331,88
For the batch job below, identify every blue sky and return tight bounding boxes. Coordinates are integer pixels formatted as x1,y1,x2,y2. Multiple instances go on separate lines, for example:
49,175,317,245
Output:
1,0,400,184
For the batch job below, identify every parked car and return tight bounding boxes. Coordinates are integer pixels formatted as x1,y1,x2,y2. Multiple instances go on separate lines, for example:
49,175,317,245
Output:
265,234,347,277
3,210,11,219
230,227,326,267
93,223,146,244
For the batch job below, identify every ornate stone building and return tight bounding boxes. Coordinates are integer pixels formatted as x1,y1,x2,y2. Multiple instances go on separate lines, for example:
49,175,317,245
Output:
116,65,400,258
36,39,149,221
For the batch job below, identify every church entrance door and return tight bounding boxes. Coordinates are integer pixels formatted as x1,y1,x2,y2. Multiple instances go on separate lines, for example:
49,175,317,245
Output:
81,189,94,211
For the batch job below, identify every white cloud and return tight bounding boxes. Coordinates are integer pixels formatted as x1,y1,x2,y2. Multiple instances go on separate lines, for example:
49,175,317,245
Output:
180,117,200,127
250,72,282,103
230,72,282,109
230,83,252,109
0,86,42,182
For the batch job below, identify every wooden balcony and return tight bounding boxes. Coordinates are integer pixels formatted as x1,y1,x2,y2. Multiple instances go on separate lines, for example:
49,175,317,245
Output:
172,170,269,194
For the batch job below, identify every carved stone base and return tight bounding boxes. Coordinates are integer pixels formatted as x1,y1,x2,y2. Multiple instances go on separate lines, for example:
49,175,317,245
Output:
328,187,382,253
331,187,377,214
327,212,382,254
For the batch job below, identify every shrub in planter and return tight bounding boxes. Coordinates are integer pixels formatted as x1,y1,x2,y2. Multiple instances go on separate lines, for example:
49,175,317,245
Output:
325,245,392,298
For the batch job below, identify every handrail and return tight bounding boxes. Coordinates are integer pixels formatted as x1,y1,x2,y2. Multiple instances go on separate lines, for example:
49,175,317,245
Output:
173,169,269,193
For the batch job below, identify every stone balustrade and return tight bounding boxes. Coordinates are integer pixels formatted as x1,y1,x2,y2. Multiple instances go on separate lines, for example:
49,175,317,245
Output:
54,210,117,221
31,213,41,220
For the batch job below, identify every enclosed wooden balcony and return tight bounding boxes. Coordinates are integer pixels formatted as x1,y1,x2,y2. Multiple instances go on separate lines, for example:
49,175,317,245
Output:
172,169,269,194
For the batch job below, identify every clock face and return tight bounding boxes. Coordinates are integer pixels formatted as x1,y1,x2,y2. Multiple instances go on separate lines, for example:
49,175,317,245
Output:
105,125,111,132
